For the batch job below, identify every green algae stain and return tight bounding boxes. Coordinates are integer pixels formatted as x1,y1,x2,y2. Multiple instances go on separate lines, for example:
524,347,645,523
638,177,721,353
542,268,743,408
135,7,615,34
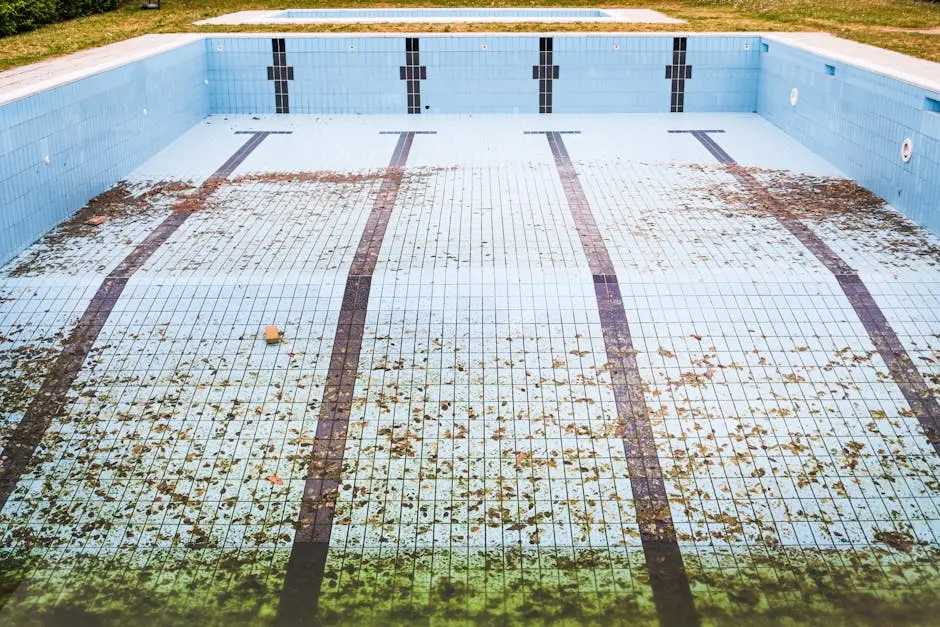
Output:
684,544,940,626
316,545,940,626
317,547,656,626
1,544,940,625
0,548,289,626
0,546,940,626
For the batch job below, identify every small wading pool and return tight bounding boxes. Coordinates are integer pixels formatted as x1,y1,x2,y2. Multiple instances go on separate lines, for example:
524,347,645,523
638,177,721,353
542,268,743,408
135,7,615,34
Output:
0,32,939,626
279,8,613,18
194,7,686,25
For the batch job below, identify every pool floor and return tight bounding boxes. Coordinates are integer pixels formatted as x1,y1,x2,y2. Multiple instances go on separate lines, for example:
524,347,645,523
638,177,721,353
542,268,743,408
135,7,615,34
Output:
0,113,939,625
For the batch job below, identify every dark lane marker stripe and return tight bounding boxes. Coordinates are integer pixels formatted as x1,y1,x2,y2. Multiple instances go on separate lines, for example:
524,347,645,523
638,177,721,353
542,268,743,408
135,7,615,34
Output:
540,131,700,627
666,37,692,113
276,130,432,625
533,36,559,114
267,38,294,114
0,131,278,511
400,37,427,114
672,129,940,454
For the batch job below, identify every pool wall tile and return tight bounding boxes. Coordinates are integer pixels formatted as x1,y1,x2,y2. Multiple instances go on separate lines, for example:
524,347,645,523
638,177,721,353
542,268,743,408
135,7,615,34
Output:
204,35,761,115
758,39,940,232
0,41,208,264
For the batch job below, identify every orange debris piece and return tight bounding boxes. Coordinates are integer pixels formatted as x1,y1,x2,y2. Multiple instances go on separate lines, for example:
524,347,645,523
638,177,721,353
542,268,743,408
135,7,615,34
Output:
86,216,107,226
265,325,280,344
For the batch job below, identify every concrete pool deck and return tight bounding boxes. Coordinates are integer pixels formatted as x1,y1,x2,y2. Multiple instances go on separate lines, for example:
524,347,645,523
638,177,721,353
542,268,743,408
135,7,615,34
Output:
0,113,938,624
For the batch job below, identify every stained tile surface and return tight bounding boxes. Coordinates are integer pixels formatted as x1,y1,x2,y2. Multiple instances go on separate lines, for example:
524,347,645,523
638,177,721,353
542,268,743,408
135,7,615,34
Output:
0,114,938,626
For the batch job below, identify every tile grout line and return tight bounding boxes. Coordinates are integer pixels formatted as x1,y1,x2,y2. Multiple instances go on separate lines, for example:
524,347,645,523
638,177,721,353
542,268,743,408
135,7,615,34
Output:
541,130,700,627
0,130,276,512
275,130,428,625
677,128,940,455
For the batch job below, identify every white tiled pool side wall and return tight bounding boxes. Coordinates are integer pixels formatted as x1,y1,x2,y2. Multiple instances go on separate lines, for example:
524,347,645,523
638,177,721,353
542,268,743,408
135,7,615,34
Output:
0,40,208,265
758,37,940,234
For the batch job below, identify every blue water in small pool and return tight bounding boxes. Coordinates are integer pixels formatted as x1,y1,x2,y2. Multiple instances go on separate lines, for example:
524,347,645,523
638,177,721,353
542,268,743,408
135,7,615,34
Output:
277,8,610,19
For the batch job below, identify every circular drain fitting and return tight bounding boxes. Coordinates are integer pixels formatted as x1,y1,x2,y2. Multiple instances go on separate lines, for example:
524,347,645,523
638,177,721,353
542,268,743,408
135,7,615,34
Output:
901,138,913,163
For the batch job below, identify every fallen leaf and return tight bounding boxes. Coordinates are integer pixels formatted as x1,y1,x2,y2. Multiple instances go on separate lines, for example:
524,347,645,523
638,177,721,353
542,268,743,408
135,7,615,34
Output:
266,474,284,486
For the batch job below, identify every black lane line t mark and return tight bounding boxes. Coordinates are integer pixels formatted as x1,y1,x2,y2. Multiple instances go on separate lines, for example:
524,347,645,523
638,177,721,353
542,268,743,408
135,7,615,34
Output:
666,37,692,113
534,130,701,627
533,37,560,114
0,131,280,513
275,130,435,626
671,128,940,455
268,38,295,114
400,38,427,114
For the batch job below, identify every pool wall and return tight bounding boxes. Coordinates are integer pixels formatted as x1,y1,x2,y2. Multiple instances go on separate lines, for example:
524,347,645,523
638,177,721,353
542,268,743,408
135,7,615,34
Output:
758,39,940,231
207,35,760,114
0,41,207,261
1,33,938,265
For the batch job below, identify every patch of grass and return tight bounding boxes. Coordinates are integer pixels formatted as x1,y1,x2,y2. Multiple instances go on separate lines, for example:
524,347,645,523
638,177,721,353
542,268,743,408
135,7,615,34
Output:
0,0,938,71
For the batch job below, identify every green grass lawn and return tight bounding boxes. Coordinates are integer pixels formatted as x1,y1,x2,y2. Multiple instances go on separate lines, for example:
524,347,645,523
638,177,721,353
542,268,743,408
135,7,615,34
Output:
1,0,939,71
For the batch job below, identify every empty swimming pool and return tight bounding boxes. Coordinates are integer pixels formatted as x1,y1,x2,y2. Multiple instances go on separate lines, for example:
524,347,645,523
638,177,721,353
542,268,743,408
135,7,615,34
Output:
0,32,939,626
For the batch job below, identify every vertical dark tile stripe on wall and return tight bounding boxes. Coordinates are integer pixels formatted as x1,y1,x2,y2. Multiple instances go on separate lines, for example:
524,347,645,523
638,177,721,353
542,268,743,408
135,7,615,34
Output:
673,129,940,455
540,131,700,627
0,131,278,513
267,38,295,114
533,37,560,114
399,38,427,114
276,130,434,624
666,37,692,113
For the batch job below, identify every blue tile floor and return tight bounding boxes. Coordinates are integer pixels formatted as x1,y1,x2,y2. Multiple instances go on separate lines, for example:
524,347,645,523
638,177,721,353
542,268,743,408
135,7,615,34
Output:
0,113,938,625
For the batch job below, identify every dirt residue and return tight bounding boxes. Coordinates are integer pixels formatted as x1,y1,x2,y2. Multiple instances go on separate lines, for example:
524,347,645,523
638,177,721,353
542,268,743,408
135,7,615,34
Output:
226,165,457,188
46,181,192,239
172,179,220,213
690,166,940,264
757,172,890,220
874,529,920,553
7,180,194,276
228,170,386,185
0,331,61,417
